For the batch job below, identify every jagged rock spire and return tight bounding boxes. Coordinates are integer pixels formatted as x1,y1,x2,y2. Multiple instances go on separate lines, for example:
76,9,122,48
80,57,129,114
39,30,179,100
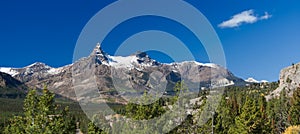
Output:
93,43,104,54
91,43,109,65
96,42,101,49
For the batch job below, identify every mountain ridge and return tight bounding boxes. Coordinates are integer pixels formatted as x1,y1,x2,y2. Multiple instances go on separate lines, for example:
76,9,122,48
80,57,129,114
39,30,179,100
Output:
0,44,246,103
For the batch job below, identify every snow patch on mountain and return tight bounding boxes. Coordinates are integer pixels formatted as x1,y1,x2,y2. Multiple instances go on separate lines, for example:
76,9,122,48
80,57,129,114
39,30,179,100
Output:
245,77,259,83
0,67,19,76
193,61,219,68
173,61,219,68
48,68,63,75
211,78,235,88
107,55,139,68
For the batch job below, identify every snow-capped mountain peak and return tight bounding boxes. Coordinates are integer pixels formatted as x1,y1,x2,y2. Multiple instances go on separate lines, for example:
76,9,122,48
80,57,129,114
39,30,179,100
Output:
0,62,51,77
24,62,54,74
0,43,247,101
91,43,110,65
245,77,268,83
0,62,64,78
245,77,259,83
90,43,160,68
27,62,48,68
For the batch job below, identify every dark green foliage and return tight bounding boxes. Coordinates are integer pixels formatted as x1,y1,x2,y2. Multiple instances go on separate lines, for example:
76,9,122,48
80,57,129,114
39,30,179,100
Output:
0,87,26,98
289,88,300,126
0,93,90,133
214,96,236,134
4,88,76,134
229,96,267,134
267,90,291,133
88,121,105,134
2,81,300,133
125,92,166,120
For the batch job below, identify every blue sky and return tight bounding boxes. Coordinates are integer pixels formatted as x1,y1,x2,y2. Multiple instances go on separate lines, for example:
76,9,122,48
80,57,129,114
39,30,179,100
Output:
0,0,299,82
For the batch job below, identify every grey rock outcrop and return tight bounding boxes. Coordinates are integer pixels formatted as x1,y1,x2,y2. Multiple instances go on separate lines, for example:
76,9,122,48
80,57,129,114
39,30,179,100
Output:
267,63,300,99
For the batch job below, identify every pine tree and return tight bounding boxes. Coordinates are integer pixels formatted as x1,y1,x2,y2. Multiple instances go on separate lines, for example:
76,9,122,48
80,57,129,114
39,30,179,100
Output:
215,96,236,134
88,121,104,134
4,87,76,134
258,94,271,133
275,90,291,132
289,88,300,126
125,92,166,120
266,97,277,133
230,96,263,134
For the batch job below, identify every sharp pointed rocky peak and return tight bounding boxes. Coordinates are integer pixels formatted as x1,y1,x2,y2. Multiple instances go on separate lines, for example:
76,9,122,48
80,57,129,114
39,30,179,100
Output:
91,43,109,65
92,43,107,56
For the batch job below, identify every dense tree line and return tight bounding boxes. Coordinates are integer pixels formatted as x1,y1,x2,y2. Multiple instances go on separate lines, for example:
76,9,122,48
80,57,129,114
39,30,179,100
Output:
170,83,300,134
3,82,300,133
88,82,300,134
3,87,76,134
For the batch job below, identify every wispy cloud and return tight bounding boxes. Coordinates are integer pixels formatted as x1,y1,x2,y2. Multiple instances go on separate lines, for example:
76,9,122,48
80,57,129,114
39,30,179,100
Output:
218,9,272,28
260,12,272,20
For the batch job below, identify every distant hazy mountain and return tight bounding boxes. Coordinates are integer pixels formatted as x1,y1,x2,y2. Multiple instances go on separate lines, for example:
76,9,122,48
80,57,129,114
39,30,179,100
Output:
245,77,269,83
0,43,246,103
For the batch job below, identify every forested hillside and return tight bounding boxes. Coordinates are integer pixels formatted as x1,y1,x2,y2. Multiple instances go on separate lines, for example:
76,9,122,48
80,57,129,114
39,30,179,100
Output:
125,82,299,134
2,81,300,133
81,82,300,133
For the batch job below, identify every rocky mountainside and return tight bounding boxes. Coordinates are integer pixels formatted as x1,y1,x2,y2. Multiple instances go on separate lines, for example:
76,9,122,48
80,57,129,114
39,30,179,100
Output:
0,43,246,103
268,63,300,99
0,72,27,98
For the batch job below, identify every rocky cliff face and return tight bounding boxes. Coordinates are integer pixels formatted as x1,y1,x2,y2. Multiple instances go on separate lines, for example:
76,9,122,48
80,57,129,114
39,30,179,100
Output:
268,63,300,99
0,43,246,103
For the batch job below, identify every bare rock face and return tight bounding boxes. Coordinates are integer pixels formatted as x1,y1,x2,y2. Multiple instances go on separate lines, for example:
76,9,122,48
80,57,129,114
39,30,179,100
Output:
267,63,300,99
0,44,246,103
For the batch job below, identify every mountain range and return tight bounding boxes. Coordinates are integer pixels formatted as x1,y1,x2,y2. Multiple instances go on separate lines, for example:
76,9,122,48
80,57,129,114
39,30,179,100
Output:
0,43,247,103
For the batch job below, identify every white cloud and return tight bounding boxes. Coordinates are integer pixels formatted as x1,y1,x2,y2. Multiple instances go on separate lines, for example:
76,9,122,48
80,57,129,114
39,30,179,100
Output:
218,9,271,28
260,12,272,20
